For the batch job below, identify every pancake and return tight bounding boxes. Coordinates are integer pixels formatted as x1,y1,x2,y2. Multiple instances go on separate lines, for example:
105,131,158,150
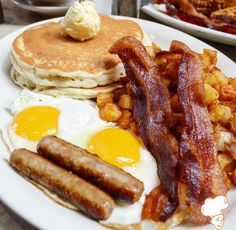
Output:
10,15,154,98
11,67,122,99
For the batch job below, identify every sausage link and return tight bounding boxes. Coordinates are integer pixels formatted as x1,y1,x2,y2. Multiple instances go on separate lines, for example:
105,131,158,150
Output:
37,136,144,204
10,149,115,220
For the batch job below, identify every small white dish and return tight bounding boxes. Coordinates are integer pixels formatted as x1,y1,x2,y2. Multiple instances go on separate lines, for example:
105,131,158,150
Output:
11,0,70,15
141,3,236,46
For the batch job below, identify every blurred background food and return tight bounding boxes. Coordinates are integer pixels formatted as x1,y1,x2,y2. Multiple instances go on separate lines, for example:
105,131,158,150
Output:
189,0,236,15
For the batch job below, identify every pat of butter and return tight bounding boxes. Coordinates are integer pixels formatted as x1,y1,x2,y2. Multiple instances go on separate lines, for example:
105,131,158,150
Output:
60,1,100,41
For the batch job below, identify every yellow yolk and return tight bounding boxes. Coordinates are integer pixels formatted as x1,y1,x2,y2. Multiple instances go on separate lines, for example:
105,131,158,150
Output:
11,106,60,141
87,128,140,168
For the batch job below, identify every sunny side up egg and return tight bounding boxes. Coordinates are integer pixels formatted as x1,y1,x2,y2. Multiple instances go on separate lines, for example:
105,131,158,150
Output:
7,89,111,152
3,89,159,226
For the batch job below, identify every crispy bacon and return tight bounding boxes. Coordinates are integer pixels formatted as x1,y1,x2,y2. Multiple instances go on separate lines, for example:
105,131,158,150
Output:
177,48,228,222
110,37,228,224
141,187,175,221
110,36,180,221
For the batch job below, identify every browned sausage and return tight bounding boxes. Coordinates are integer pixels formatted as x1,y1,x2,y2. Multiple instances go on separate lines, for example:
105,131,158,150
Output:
37,136,144,205
9,148,115,220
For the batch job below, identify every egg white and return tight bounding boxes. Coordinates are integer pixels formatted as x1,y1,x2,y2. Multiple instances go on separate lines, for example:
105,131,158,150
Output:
101,148,160,226
6,89,113,152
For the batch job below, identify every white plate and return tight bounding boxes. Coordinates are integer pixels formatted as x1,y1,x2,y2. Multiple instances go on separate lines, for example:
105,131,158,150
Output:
12,0,70,15
0,16,236,230
142,3,236,46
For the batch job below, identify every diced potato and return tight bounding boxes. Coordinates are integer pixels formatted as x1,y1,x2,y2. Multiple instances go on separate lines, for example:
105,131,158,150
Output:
97,93,114,109
214,125,233,152
210,104,232,123
218,153,235,172
227,141,236,160
130,121,138,135
117,110,133,130
99,103,121,122
113,87,128,102
117,110,132,129
204,72,218,87
231,169,236,186
146,43,160,58
171,94,182,112
118,94,133,110
229,78,236,90
125,83,132,96
230,114,236,134
219,85,236,101
204,83,219,104
213,69,228,85
202,49,217,70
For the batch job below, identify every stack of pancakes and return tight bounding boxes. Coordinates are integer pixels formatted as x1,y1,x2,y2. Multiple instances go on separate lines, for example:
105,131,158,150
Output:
10,15,154,99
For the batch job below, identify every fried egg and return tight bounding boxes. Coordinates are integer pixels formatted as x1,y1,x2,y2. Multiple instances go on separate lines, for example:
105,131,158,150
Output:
6,89,112,152
3,89,159,227
87,128,159,226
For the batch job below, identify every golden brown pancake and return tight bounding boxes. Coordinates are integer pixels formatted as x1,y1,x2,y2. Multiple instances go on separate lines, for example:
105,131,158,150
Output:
12,15,145,73
10,14,154,98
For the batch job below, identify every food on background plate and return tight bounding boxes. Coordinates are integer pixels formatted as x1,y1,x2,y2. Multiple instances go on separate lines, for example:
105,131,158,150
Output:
60,1,100,41
10,14,155,99
152,0,236,35
10,148,115,220
189,0,236,15
211,7,236,27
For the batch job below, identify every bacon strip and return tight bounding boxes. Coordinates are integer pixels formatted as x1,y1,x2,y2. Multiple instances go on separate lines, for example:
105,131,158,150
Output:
110,36,179,221
177,49,228,222
110,37,228,223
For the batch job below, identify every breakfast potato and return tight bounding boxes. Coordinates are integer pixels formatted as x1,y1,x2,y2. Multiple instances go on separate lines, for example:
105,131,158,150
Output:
97,93,114,109
117,110,133,130
219,84,236,101
218,152,235,172
210,104,232,123
204,72,219,90
113,87,128,102
213,69,229,86
118,94,133,110
229,78,236,90
99,103,121,122
204,83,219,104
230,114,236,134
202,49,217,70
130,121,138,135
